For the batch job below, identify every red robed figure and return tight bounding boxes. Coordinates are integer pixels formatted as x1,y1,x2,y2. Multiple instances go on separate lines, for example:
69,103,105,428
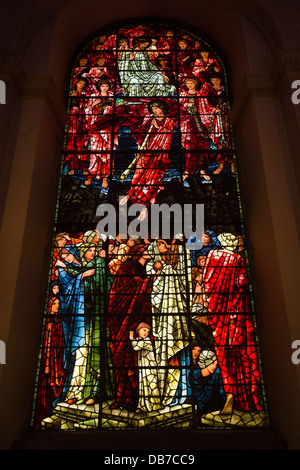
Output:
127,111,173,206
203,248,262,411
33,297,66,428
106,245,154,410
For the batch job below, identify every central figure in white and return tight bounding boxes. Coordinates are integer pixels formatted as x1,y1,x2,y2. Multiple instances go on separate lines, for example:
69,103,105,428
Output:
118,36,176,97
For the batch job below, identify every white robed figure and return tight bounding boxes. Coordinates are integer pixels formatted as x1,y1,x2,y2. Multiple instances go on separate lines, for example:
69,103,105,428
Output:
146,239,193,406
130,322,163,412
118,36,176,97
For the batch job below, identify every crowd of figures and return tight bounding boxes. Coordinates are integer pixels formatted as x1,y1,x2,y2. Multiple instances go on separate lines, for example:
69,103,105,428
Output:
34,228,263,428
33,24,264,430
64,24,233,216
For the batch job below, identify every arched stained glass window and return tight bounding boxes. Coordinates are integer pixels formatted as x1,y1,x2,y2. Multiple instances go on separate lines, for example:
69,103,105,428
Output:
32,20,268,431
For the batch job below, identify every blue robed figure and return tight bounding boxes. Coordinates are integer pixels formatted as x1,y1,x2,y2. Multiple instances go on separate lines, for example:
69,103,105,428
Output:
54,245,90,402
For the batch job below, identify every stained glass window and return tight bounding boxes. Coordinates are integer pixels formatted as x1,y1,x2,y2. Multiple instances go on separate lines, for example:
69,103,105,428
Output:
32,21,268,431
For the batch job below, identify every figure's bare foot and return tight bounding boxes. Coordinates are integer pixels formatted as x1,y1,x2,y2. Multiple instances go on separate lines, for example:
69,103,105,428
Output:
83,171,89,175
231,162,235,173
200,170,211,181
102,177,108,189
68,170,75,175
120,194,130,206
84,176,93,186
220,393,234,414
179,172,189,182
213,163,224,174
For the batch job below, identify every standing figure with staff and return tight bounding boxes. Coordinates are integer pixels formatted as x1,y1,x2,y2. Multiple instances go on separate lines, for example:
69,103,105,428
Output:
120,100,174,221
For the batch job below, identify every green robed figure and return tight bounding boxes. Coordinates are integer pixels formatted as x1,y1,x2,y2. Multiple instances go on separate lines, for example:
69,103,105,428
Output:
64,243,114,405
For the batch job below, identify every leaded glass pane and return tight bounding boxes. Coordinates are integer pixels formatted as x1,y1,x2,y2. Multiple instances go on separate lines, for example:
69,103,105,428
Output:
32,21,267,431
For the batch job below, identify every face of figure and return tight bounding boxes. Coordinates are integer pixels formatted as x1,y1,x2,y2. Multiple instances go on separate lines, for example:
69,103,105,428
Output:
119,39,128,49
185,79,197,90
138,41,150,50
95,35,106,49
196,255,206,267
202,232,211,246
211,77,221,87
138,327,150,339
158,59,166,68
166,30,174,39
108,244,118,255
151,106,164,118
96,59,105,68
192,346,201,361
100,83,110,94
77,80,86,91
79,58,88,67
61,251,76,264
51,298,60,314
84,247,96,262
200,51,210,60
178,40,188,50
52,285,59,295
55,236,67,247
